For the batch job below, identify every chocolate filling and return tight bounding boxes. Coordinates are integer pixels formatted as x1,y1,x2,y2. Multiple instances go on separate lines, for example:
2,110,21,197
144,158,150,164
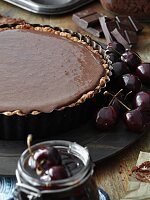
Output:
0,29,105,113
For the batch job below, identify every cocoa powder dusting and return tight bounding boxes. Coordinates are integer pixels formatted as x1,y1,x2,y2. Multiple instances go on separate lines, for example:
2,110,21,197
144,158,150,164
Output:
131,161,150,183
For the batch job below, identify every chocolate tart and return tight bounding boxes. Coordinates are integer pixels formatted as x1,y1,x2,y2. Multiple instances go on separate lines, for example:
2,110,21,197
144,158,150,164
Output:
0,24,111,140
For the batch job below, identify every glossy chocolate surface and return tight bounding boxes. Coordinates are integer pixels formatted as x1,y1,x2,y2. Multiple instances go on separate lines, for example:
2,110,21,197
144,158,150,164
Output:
0,29,104,113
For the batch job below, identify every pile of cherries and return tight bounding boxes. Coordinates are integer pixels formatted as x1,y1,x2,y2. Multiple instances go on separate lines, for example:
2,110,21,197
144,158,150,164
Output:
95,41,150,132
28,136,69,181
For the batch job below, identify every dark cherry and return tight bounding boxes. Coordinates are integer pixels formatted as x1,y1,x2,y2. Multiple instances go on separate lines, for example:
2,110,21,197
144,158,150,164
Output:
124,108,145,132
133,91,150,110
117,74,142,94
33,147,61,171
112,61,130,79
121,50,141,72
136,63,150,85
48,166,68,180
96,106,118,130
106,41,125,54
107,52,120,63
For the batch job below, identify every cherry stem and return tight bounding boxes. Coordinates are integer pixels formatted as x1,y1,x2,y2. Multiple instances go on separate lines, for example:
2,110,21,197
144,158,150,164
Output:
131,50,142,62
27,134,34,157
125,91,133,101
109,89,123,106
27,135,44,175
104,91,131,111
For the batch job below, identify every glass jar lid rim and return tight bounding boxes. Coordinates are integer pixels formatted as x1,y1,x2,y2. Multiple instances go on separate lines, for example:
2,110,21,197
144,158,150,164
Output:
18,140,92,188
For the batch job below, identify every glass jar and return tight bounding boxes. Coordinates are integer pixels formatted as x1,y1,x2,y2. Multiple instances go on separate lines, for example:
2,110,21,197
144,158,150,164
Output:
13,140,100,200
100,0,150,21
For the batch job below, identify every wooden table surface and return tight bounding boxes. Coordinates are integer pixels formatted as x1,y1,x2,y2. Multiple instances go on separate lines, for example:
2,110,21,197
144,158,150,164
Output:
0,1,150,199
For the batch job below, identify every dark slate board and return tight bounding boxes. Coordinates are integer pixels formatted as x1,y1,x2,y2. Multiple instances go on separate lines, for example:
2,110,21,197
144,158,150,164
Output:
0,120,145,175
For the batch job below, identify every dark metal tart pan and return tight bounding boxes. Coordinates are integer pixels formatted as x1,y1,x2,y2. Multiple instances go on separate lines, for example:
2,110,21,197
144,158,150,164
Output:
0,23,112,140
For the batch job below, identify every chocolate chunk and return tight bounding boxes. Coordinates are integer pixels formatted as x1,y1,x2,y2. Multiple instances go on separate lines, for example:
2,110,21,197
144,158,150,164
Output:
106,20,120,32
116,16,143,33
124,30,137,45
111,28,137,47
111,28,130,49
86,26,103,38
83,13,102,28
72,11,99,28
72,11,103,38
101,16,138,48
72,10,92,20
99,16,114,44
72,10,143,48
128,16,143,33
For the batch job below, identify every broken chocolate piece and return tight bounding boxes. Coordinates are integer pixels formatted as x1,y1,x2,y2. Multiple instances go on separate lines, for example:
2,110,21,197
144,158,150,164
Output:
106,20,120,32
111,28,137,48
128,16,143,33
72,10,93,20
99,16,114,44
116,16,143,33
72,10,143,48
72,11,99,28
72,11,103,37
111,28,130,49
86,26,103,38
83,13,102,28
124,30,137,45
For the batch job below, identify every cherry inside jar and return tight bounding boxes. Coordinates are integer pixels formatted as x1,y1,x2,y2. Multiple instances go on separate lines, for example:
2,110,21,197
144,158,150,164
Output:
14,140,100,200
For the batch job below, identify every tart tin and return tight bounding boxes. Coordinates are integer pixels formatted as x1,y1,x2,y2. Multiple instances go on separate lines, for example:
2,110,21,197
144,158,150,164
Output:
3,0,95,15
0,23,112,140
